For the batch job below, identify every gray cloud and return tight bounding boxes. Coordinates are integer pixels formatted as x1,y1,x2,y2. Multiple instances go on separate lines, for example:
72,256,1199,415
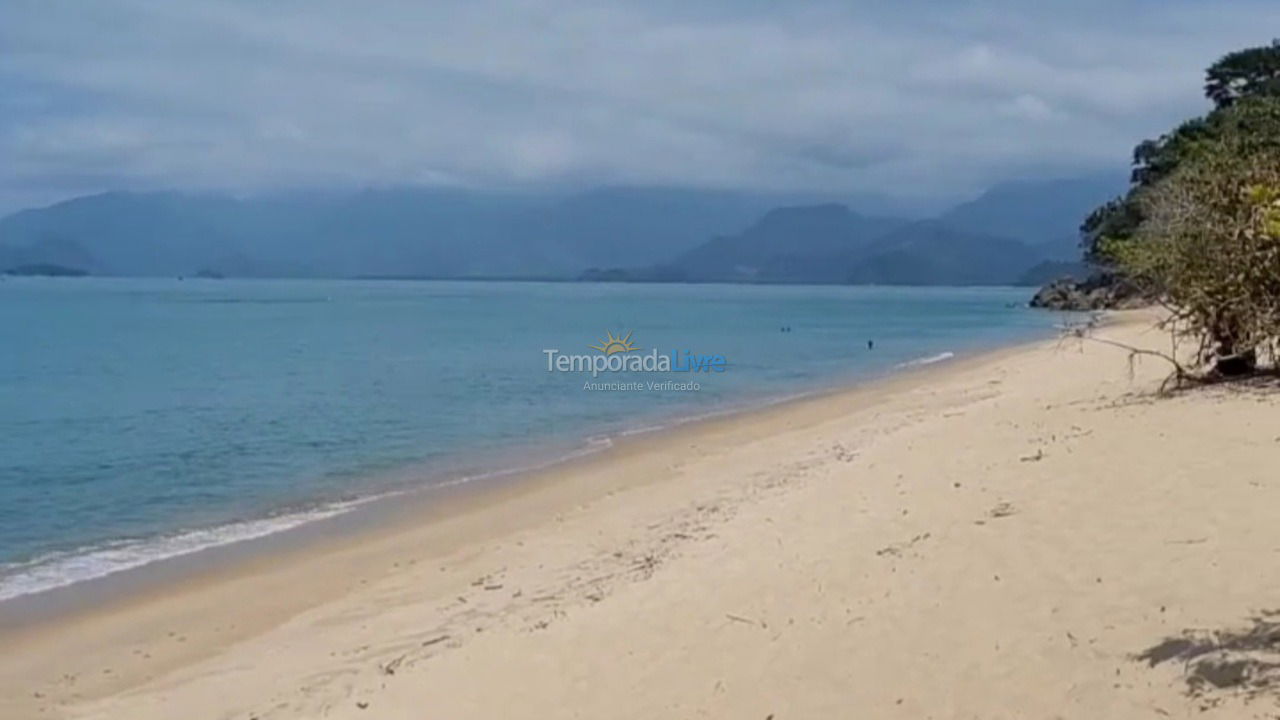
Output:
3,0,1278,213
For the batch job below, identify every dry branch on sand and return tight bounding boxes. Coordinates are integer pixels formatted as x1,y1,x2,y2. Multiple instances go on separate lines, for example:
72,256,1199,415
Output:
1061,311,1277,393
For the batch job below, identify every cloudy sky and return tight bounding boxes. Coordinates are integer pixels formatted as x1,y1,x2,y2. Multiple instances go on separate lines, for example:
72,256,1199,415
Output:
2,0,1278,214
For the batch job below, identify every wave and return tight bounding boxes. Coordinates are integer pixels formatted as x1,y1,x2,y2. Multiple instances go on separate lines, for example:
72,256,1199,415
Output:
0,348,959,604
0,500,374,602
895,351,955,369
0,436,627,603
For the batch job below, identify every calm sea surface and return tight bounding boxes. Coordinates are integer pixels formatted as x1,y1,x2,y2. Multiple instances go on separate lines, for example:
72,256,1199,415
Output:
0,278,1064,600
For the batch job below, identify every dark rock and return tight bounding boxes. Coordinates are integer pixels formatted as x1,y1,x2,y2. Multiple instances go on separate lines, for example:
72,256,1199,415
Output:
1029,278,1086,309
1029,272,1146,310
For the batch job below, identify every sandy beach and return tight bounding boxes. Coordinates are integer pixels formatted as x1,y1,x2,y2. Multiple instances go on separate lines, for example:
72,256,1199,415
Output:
4,310,1279,719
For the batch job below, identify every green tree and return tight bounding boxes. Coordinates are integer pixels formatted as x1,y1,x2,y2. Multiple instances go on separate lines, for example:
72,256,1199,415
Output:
1111,96,1280,376
1084,41,1280,263
1205,39,1280,109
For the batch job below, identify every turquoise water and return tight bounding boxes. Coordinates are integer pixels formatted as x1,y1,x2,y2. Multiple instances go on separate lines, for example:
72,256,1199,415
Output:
0,278,1059,600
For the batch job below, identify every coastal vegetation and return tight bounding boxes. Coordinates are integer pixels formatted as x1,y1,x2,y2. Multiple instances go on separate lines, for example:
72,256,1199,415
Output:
1080,41,1280,379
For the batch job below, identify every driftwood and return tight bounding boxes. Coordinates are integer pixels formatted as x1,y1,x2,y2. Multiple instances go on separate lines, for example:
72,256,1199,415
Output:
1060,310,1201,393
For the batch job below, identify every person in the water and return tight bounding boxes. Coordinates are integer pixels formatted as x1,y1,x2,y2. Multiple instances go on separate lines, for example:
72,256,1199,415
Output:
867,339,874,350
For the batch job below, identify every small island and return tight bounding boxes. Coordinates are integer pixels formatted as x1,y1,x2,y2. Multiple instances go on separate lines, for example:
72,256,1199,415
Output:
3,263,89,277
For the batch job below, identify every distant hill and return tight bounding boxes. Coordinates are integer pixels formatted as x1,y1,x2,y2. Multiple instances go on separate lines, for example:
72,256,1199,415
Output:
662,204,907,283
511,187,789,272
595,206,1057,286
938,174,1126,247
0,187,796,279
1016,259,1092,286
0,192,274,277
0,234,99,274
0,173,1120,284
579,173,1127,286
847,221,1045,286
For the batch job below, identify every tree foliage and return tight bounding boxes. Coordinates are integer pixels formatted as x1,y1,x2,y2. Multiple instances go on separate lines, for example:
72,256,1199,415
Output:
1205,39,1280,109
1083,40,1280,264
1109,97,1280,376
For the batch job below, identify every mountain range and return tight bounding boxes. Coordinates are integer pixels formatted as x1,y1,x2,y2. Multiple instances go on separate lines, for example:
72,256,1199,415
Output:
0,173,1124,285
586,173,1122,285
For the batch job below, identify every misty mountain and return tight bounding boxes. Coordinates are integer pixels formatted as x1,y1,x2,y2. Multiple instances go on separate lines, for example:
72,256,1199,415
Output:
0,187,795,278
509,187,790,271
0,189,536,277
846,221,1045,285
607,206,1051,286
937,173,1125,258
1016,259,1092,286
0,234,98,274
0,174,1115,284
658,204,908,283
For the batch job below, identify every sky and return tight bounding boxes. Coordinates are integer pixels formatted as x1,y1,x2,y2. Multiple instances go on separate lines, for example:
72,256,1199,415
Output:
2,0,1279,215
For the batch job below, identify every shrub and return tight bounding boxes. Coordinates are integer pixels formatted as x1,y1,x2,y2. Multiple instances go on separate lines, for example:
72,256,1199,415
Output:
1111,98,1280,376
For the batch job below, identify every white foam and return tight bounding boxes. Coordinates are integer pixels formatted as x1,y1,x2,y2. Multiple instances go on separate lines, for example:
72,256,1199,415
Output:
896,351,955,369
0,436,637,603
0,499,373,602
0,354,956,603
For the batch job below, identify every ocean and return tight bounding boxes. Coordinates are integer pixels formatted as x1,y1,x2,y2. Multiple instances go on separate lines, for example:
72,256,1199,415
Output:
0,277,1065,601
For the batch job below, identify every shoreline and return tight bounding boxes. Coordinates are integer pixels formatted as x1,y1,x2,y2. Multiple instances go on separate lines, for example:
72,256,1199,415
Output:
20,309,1273,719
0,319,1067,619
0,327,1053,708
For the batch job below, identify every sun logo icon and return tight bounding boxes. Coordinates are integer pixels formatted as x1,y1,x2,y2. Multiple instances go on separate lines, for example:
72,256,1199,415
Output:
589,330,640,355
